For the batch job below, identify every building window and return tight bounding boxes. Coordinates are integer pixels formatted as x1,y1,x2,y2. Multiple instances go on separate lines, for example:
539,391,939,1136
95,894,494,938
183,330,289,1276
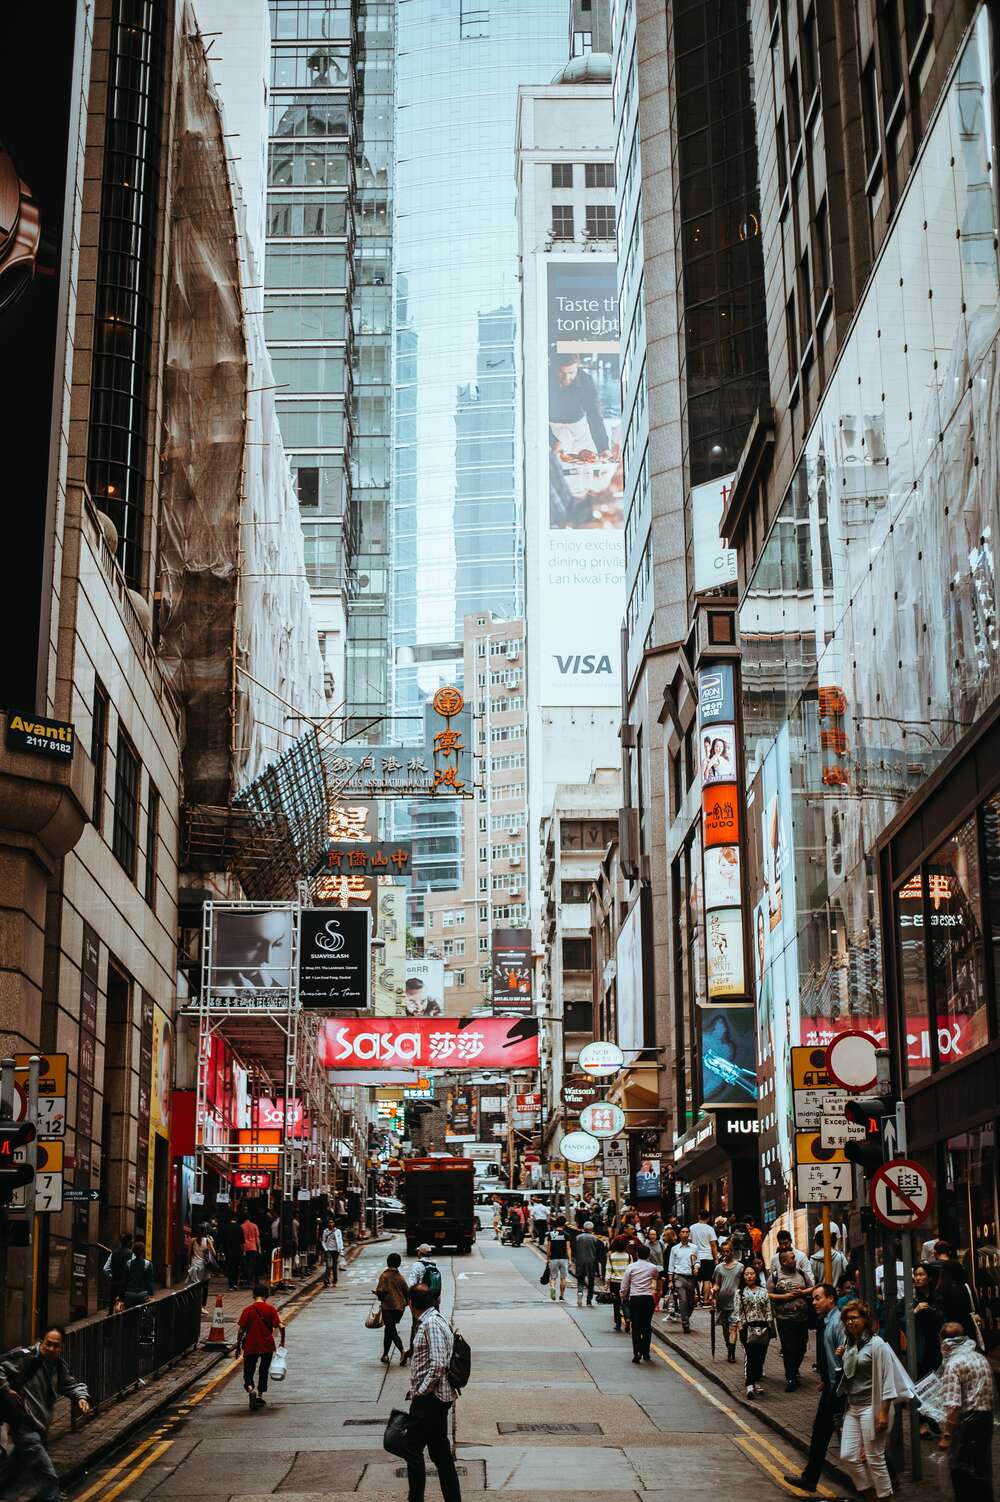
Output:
144,783,159,908
571,30,592,56
445,969,466,987
112,732,141,878
479,903,489,923
861,55,881,178
585,204,616,241
551,205,574,241
563,937,592,971
584,162,615,189
460,3,488,39
551,163,573,188
91,680,109,831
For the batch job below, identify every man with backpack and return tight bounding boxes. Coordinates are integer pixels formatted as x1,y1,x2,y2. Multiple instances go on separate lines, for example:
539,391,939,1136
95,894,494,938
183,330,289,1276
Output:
122,1240,154,1307
406,1245,441,1359
103,1231,133,1313
404,1284,463,1502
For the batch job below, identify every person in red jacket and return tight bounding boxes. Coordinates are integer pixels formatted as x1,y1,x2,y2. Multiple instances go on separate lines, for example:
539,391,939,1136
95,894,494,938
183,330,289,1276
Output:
236,1284,285,1410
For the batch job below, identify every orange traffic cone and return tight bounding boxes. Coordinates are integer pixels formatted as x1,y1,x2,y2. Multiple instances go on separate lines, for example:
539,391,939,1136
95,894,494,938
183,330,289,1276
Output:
203,1294,230,1350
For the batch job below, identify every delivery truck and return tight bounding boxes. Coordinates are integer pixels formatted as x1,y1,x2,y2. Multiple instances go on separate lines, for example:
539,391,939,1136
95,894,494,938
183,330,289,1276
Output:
402,1156,476,1256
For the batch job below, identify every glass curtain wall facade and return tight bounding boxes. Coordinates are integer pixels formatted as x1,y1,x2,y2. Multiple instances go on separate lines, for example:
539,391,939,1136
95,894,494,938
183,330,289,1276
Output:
266,0,356,681
390,0,566,909
739,11,1000,1221
346,0,394,732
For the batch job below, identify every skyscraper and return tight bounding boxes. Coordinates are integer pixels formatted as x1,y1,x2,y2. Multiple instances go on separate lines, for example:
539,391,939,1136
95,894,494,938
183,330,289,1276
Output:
390,1,567,915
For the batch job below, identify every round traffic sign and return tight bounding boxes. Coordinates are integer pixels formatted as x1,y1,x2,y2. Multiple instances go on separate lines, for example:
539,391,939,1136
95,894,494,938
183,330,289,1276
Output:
559,1129,601,1164
826,1031,879,1092
577,1041,625,1078
869,1157,934,1231
578,1102,626,1139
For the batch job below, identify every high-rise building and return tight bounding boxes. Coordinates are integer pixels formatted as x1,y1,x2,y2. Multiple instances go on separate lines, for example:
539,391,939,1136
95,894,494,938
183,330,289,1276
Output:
515,43,624,946
390,1,567,919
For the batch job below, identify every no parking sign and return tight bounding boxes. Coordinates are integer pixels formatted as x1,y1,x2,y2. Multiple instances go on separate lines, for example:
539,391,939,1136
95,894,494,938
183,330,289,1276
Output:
869,1158,934,1230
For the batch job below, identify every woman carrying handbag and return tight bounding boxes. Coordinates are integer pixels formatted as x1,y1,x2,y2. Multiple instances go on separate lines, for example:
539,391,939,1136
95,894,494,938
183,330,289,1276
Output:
373,1252,410,1366
187,1224,218,1310
733,1263,773,1398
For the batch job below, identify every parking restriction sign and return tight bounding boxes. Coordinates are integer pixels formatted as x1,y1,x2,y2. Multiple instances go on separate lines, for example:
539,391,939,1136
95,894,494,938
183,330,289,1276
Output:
869,1158,934,1230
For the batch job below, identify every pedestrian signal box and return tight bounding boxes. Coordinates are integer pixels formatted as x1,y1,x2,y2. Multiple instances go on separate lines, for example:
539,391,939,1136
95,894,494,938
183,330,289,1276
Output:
0,1120,36,1203
843,1097,893,1177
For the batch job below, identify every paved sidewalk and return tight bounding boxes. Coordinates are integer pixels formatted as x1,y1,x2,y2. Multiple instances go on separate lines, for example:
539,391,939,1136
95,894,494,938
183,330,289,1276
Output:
46,1250,365,1487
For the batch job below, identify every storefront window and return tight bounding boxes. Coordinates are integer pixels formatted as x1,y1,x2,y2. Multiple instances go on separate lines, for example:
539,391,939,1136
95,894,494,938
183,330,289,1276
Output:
942,1126,1000,1351
929,817,990,1064
896,871,930,1085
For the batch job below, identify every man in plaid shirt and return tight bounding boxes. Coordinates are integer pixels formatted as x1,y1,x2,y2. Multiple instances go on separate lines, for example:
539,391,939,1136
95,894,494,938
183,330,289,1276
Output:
404,1284,462,1502
938,1322,994,1501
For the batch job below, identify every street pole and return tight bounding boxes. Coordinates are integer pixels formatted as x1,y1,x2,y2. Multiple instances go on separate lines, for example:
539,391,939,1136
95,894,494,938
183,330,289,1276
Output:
21,1055,40,1348
895,1102,922,1483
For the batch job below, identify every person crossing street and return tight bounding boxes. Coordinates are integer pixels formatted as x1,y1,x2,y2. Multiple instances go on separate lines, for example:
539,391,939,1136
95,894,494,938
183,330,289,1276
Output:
404,1284,463,1502
322,1216,344,1287
620,1245,661,1363
573,1220,601,1306
667,1226,699,1333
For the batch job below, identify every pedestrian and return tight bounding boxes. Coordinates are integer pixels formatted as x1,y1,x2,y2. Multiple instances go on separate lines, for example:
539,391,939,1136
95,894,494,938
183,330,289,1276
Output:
404,1283,462,1502
406,1244,438,1358
935,1262,983,1343
837,1269,859,1308
936,1320,995,1501
187,1223,217,1309
574,1221,600,1306
746,1217,763,1257
322,1215,344,1287
838,1299,915,1500
733,1263,773,1398
530,1197,549,1243
645,1227,664,1270
784,1283,847,1496
223,1212,244,1291
768,1247,812,1390
687,1208,719,1304
607,1234,632,1333
510,1202,526,1247
888,1262,942,1378
667,1225,699,1333
620,1245,660,1363
123,1240,154,1307
712,1240,744,1363
236,1282,285,1411
769,1228,814,1283
374,1252,410,1365
809,1228,848,1289
102,1231,133,1314
0,1325,91,1501
545,1217,571,1302
242,1211,262,1284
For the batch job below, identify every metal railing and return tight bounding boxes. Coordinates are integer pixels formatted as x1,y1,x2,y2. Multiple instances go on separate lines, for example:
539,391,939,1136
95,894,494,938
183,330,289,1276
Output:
66,1285,204,1421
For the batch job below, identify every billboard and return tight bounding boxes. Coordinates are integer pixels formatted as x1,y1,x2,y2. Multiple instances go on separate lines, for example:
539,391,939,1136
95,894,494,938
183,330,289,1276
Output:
320,1016,540,1070
207,905,295,1005
299,908,370,1010
698,1005,757,1107
374,882,407,1015
491,928,532,1014
615,901,645,1052
402,959,445,1017
692,472,737,593
541,261,625,707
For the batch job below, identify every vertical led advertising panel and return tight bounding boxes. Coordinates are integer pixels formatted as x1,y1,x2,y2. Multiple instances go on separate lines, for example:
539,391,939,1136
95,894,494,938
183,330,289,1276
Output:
541,261,625,707
491,928,533,1015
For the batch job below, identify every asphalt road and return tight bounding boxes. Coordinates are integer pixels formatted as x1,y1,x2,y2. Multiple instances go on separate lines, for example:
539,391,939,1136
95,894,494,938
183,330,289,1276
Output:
62,1232,834,1502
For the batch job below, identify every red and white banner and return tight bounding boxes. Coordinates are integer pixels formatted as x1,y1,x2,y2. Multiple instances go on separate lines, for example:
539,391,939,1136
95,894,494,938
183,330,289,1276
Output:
321,1016,539,1071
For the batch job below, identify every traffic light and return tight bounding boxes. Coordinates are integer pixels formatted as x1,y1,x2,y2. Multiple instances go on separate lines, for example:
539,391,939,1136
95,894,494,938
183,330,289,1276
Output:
0,1120,36,1204
843,1097,894,1176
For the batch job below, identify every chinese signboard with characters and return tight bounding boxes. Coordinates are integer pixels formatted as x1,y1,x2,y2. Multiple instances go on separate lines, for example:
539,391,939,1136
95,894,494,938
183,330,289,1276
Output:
323,841,412,874
320,1016,540,1071
325,694,474,798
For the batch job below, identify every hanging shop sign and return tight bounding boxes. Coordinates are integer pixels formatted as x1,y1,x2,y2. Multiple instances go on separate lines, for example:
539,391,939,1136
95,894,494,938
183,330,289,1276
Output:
702,783,740,847
577,1041,625,1077
705,907,745,997
321,1015,540,1071
299,907,371,1011
322,842,412,874
578,1102,626,1138
692,472,738,594
232,1170,271,1190
491,928,533,1015
326,693,474,799
5,710,75,760
561,1076,605,1110
559,1130,601,1164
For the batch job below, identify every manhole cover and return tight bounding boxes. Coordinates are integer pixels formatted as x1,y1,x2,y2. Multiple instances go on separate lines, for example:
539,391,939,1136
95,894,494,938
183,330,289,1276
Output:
344,1418,388,1426
497,1422,603,1435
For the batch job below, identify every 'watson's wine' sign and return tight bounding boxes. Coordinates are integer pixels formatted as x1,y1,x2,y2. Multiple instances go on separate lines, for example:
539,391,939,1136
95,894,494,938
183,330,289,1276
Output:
6,711,75,760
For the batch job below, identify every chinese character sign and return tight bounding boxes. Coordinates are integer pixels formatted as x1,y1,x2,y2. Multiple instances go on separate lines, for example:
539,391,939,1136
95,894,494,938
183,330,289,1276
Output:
320,1016,540,1071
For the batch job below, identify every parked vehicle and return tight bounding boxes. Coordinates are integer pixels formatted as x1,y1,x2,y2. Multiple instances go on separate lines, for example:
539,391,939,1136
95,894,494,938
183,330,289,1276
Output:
473,1186,557,1232
403,1157,476,1255
376,1194,405,1230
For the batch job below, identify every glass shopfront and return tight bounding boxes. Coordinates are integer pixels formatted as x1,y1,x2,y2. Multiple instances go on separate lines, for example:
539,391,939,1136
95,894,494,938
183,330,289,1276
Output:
739,10,1000,1220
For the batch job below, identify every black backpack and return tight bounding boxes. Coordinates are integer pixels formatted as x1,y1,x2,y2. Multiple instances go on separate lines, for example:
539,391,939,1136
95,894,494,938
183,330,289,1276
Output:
448,1327,471,1391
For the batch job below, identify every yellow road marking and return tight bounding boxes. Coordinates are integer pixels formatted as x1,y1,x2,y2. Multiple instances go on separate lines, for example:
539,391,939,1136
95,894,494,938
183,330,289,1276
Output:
75,1276,329,1502
96,1440,172,1502
649,1340,835,1496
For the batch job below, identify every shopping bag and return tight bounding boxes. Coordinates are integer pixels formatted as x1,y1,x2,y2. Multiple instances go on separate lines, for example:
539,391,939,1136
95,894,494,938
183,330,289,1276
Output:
270,1347,288,1381
383,1408,412,1458
365,1300,384,1329
540,1263,550,1286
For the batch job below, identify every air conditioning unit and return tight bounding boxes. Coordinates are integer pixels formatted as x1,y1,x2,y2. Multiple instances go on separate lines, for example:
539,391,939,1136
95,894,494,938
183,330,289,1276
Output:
509,854,523,867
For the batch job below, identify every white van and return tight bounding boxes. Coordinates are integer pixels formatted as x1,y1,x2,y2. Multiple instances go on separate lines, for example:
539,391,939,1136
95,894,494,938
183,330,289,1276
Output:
473,1186,557,1232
